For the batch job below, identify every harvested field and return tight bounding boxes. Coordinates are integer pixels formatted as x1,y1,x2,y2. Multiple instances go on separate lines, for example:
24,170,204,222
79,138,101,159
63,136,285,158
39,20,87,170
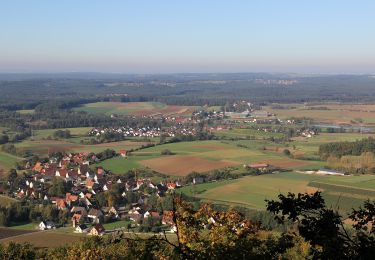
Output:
0,230,84,248
16,140,81,155
265,147,305,157
253,158,310,168
310,103,375,112
0,228,37,240
265,103,375,124
140,155,239,176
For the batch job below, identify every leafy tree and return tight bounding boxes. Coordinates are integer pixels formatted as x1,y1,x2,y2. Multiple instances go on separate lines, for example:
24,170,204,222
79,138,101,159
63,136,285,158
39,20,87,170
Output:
53,129,71,139
48,178,66,197
95,192,107,208
283,149,291,157
7,169,18,188
160,149,174,155
0,134,9,144
0,242,36,260
266,191,375,259
58,209,69,226
1,143,17,155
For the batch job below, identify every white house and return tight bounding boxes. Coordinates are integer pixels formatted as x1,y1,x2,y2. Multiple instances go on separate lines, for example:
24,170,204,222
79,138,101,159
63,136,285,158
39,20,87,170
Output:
39,221,56,230
75,224,89,233
143,211,151,218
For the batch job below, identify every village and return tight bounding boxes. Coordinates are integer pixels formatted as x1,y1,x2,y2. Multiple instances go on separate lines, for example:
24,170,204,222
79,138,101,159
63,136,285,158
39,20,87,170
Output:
88,125,198,139
2,147,276,237
5,152,184,237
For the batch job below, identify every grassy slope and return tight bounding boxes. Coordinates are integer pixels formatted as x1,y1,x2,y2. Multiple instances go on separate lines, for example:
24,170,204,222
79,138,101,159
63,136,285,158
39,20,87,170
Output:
0,152,23,174
95,157,144,174
103,220,132,230
179,172,375,214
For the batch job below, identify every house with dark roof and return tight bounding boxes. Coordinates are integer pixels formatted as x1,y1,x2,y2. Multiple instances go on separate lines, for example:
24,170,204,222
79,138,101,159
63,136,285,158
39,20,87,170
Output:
75,224,89,233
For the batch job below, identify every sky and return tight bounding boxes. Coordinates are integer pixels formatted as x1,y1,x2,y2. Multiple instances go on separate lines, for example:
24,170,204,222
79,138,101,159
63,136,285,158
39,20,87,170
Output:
0,1,374,74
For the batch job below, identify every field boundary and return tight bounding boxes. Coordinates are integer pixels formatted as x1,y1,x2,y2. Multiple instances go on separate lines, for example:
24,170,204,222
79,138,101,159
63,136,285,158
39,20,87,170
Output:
308,181,375,197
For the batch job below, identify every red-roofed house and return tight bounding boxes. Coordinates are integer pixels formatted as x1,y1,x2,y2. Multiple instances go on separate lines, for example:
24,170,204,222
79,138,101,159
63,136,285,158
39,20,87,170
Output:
96,167,105,175
55,198,67,210
162,211,175,226
119,150,127,157
56,169,68,178
32,162,43,172
65,193,79,205
167,183,177,190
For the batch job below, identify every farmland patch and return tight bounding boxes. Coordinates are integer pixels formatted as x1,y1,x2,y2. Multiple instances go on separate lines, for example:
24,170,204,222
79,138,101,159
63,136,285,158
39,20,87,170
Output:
140,155,238,176
0,228,37,240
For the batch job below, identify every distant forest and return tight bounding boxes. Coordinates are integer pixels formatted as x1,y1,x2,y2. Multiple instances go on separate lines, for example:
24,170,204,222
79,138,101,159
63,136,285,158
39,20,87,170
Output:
1,73,375,110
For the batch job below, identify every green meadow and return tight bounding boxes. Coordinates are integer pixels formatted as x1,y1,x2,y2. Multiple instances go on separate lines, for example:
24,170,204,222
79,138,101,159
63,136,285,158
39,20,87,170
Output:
0,152,23,174
179,172,375,214
74,102,167,115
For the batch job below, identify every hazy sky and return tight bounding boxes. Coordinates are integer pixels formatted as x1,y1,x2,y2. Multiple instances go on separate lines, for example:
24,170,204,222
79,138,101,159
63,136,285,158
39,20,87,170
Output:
1,1,374,73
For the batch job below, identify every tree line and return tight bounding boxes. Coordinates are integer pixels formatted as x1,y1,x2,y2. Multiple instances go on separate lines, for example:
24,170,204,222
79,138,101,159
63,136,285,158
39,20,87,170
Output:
319,137,375,159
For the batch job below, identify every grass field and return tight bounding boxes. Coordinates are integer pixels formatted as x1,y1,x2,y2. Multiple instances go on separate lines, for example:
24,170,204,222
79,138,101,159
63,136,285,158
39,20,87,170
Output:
74,101,197,116
179,172,375,214
264,103,375,125
16,109,35,114
103,220,132,230
9,222,38,230
97,139,327,176
0,152,23,175
213,128,285,139
96,156,144,173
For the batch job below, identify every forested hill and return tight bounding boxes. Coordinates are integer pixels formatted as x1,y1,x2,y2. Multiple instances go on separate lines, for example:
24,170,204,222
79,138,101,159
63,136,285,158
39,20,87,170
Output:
1,73,375,109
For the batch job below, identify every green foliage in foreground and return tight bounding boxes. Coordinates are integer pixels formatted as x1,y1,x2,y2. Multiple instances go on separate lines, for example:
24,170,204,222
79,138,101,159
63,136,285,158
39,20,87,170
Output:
2,193,375,259
267,192,375,259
